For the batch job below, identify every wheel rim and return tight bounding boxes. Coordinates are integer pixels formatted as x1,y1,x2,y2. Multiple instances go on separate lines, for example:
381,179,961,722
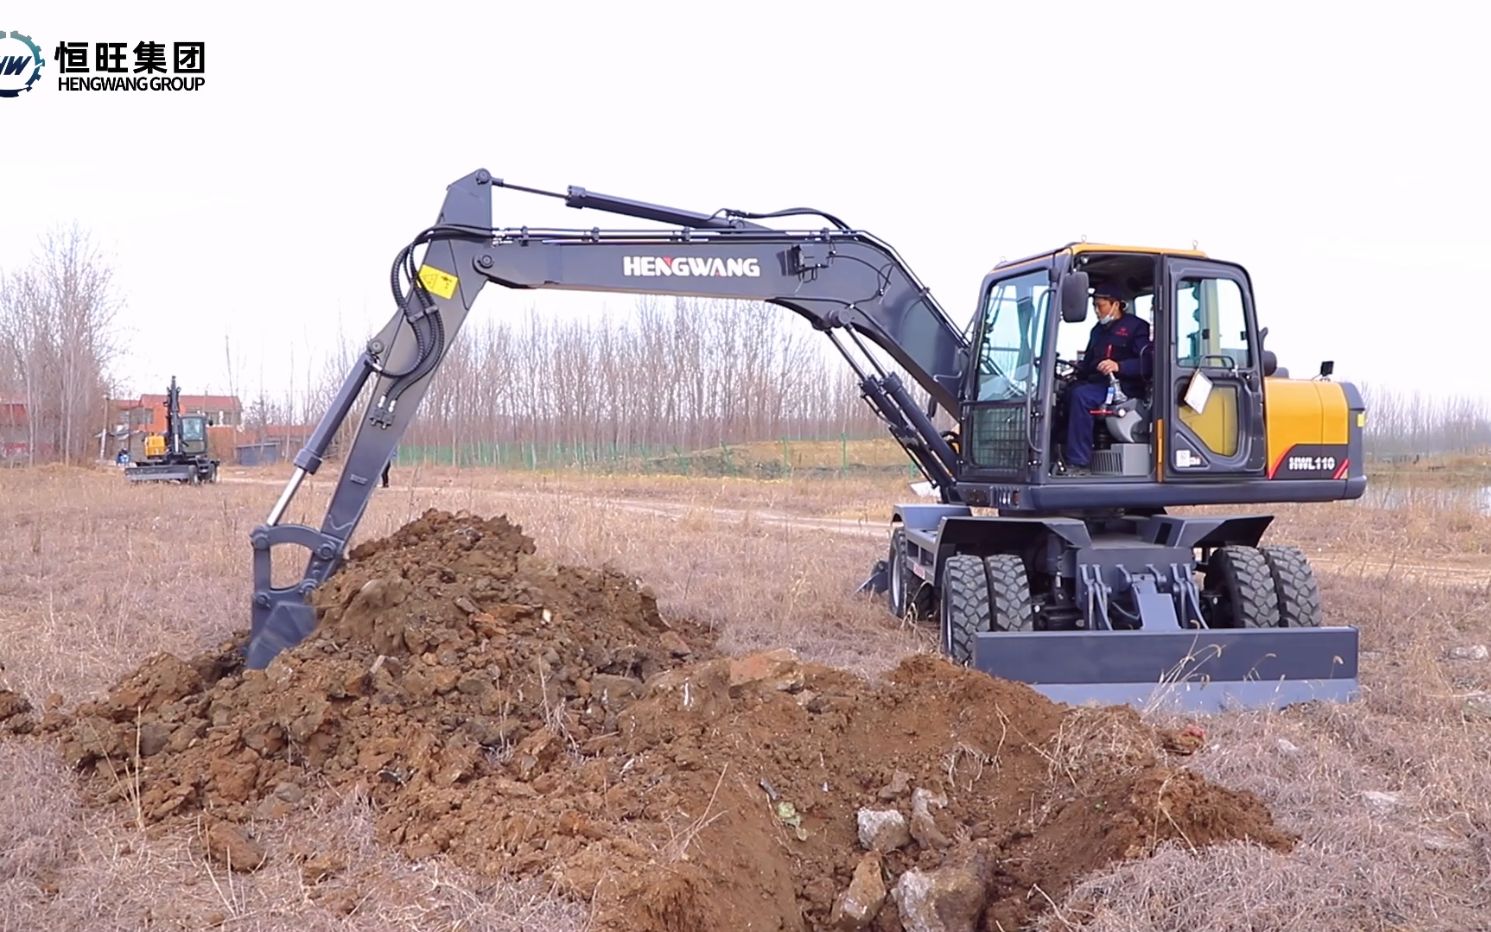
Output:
889,547,904,611
938,573,960,658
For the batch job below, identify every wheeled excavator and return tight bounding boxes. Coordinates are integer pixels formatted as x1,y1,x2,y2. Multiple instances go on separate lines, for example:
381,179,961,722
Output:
245,169,1366,712
125,376,220,485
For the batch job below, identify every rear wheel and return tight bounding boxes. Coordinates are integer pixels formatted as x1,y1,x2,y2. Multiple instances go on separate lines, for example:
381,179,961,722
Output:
1204,545,1282,628
888,528,909,618
1260,545,1323,627
941,554,991,664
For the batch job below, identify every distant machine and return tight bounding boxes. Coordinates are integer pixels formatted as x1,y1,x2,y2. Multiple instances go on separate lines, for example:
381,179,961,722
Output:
124,376,220,485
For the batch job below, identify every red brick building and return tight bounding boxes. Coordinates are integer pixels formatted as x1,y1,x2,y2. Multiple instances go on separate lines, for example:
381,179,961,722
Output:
117,392,243,434
111,391,243,460
0,400,31,462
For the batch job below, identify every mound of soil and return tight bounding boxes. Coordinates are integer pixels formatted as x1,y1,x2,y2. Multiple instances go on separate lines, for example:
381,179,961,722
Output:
8,509,1295,931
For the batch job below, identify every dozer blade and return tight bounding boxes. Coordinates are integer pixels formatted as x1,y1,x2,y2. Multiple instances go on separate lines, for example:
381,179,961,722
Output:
973,626,1358,713
125,465,195,482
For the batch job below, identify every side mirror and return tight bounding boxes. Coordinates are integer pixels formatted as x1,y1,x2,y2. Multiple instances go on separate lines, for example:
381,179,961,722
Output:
1059,271,1089,324
1318,360,1334,379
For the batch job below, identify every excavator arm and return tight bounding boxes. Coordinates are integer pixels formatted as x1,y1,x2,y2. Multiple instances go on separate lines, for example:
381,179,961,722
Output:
247,168,971,667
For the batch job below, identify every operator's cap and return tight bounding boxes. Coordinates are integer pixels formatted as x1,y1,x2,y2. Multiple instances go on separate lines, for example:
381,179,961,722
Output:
1093,281,1129,302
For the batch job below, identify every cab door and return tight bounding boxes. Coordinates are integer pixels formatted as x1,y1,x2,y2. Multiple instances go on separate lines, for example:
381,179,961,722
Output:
960,263,1054,479
1163,259,1267,477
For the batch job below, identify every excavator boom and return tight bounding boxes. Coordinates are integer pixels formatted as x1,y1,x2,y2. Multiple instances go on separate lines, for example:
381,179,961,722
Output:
249,169,966,665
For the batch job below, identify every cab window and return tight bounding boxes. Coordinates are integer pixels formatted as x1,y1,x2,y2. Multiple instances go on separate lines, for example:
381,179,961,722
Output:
974,269,1050,402
1177,278,1249,369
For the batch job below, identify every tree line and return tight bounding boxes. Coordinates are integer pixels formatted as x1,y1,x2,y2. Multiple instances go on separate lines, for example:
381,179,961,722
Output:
241,296,903,463
201,334,1491,468
0,226,122,465
406,297,897,457
3,226,1488,468
1357,383,1491,459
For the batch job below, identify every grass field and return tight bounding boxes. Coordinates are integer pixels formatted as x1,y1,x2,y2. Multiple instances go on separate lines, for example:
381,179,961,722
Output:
1,462,1489,930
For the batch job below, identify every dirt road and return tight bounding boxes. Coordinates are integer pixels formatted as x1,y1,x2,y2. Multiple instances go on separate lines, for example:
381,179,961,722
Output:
218,472,1491,588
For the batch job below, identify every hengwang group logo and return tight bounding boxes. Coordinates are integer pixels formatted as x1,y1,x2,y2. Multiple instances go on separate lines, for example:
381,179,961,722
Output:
0,30,44,98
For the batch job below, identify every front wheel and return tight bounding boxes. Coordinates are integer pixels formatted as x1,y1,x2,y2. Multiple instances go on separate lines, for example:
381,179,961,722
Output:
940,554,991,664
1260,545,1323,627
888,528,909,618
1203,546,1282,628
983,554,1036,633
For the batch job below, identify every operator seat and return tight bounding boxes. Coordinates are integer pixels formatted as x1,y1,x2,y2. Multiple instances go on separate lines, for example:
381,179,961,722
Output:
1091,342,1156,445
1103,395,1151,443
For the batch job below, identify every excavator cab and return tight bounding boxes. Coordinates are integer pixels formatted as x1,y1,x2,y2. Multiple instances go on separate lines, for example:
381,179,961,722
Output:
177,414,209,457
958,244,1300,503
1049,254,1158,477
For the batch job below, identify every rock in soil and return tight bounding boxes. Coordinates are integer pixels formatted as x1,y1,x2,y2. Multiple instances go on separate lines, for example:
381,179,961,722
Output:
830,851,887,929
200,821,266,872
857,808,911,853
892,848,995,932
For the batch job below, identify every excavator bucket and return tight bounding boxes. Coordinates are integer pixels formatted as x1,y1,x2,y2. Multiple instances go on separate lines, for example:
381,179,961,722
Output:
972,626,1358,713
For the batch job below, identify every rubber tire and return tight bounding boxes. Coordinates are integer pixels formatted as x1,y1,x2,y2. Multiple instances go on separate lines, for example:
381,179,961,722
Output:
1260,545,1323,627
984,554,1036,632
941,554,992,664
908,580,934,621
888,528,909,618
1205,545,1282,629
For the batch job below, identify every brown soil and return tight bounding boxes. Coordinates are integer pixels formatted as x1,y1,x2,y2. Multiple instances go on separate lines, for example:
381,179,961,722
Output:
4,509,1295,931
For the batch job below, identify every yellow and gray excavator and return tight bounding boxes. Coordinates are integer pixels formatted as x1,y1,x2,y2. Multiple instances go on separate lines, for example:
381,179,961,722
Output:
243,169,1366,712
125,376,220,485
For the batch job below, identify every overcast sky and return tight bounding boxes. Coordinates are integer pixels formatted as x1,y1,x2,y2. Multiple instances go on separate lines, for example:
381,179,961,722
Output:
4,1,1487,410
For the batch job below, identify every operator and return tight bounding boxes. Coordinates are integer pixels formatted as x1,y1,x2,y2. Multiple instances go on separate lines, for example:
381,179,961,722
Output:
1062,282,1152,474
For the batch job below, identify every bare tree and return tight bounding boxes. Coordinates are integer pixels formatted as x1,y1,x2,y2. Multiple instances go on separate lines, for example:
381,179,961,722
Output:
247,294,916,466
0,225,123,464
0,265,47,465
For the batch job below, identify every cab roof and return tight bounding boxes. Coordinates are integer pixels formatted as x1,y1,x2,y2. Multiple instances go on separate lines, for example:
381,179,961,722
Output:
991,241,1209,272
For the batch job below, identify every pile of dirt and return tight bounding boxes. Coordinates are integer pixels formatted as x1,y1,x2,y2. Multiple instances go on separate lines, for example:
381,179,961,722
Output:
4,509,1295,931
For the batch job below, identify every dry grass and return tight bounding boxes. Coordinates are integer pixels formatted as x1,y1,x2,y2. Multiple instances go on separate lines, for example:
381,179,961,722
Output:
0,465,920,706
0,464,924,930
2,462,1490,930
1368,449,1491,486
0,741,584,931
1041,574,1491,931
